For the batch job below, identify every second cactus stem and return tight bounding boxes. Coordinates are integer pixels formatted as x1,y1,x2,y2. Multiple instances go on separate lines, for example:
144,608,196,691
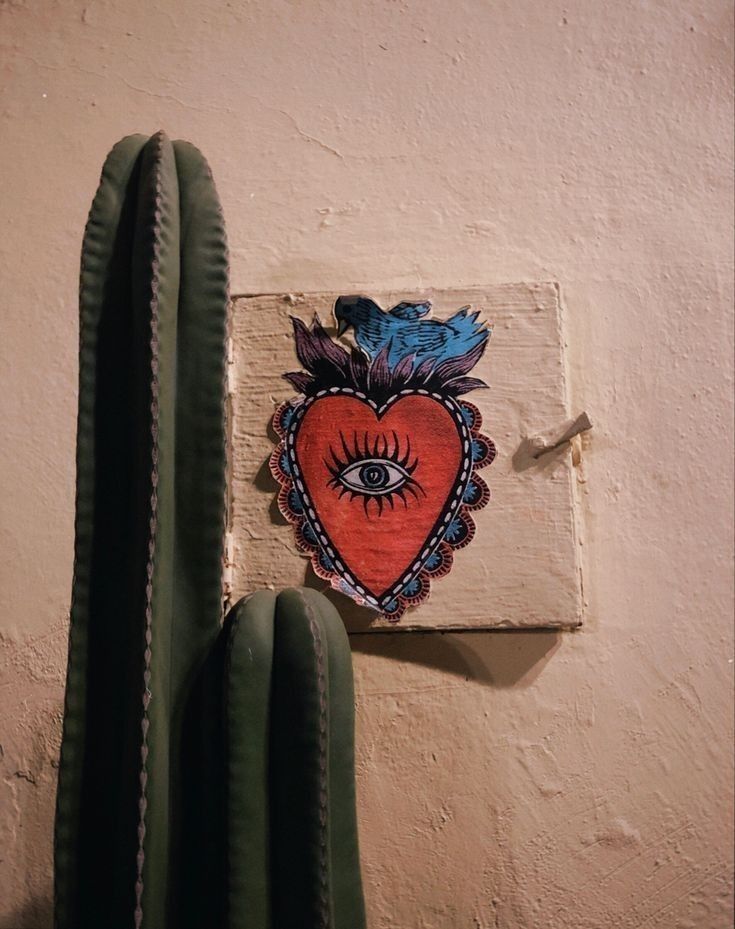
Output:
225,588,367,929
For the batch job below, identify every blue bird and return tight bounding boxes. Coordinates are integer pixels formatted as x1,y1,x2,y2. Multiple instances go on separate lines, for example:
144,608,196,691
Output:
334,295,490,368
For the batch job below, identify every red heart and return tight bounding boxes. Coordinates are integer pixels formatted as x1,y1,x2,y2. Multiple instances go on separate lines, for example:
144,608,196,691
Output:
291,392,468,602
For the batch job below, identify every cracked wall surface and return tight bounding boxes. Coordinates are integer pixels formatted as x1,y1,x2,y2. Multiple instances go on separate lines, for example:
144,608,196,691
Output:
1,1,733,927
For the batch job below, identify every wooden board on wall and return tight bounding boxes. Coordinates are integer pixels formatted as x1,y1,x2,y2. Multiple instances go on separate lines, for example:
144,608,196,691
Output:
229,285,583,631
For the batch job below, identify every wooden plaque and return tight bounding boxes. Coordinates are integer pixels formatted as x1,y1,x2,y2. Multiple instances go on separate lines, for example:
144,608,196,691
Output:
228,285,582,631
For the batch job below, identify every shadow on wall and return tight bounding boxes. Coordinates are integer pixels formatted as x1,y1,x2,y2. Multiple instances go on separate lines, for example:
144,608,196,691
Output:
299,559,563,689
0,895,53,929
349,627,562,688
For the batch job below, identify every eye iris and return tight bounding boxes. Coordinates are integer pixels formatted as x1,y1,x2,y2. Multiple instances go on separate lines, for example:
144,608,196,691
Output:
360,463,389,488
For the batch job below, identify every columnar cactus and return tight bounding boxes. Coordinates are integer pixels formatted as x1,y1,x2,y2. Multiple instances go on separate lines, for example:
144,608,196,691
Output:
55,133,365,929
225,589,366,929
55,131,229,929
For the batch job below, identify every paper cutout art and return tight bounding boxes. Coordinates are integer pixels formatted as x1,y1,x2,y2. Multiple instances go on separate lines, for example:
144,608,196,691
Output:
270,295,496,621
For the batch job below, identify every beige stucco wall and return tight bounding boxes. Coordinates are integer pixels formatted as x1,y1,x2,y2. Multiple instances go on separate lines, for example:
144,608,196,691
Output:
1,2,733,927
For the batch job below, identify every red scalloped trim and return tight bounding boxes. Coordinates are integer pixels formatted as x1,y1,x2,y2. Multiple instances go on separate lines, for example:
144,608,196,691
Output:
270,396,494,622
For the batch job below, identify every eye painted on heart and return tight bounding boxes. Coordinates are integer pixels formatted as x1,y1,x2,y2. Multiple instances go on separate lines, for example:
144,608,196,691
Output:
326,430,425,515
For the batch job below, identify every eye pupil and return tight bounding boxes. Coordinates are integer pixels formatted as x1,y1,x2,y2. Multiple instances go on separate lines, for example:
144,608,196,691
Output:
360,463,389,488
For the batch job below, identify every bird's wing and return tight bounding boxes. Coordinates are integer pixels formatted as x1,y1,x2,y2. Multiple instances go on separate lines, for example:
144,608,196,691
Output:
388,301,432,321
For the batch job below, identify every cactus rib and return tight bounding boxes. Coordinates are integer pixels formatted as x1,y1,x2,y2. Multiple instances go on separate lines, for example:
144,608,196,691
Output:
224,591,277,929
301,588,366,929
55,132,149,929
130,129,181,929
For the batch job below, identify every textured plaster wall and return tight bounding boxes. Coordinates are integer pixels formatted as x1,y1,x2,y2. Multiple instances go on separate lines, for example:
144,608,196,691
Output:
1,2,733,927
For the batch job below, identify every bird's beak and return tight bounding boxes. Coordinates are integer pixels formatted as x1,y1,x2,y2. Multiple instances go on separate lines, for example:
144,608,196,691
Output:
337,319,349,336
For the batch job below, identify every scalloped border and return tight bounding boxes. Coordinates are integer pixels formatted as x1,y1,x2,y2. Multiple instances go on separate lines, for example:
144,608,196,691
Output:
270,393,495,622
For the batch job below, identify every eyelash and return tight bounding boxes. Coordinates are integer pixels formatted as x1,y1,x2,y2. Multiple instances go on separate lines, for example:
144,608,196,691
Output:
326,430,424,515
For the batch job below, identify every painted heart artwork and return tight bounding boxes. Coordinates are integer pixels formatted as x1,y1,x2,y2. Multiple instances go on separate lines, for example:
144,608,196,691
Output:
270,295,496,621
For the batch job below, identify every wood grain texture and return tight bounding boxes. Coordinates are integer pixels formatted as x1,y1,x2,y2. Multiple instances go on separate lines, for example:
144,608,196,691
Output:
229,285,582,630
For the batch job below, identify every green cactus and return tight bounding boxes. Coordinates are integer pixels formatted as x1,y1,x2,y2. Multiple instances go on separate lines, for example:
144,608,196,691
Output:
55,133,365,929
54,131,229,929
224,588,366,929
270,588,367,929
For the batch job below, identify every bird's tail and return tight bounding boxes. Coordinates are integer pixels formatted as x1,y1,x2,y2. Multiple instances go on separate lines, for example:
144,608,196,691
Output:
446,305,492,352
